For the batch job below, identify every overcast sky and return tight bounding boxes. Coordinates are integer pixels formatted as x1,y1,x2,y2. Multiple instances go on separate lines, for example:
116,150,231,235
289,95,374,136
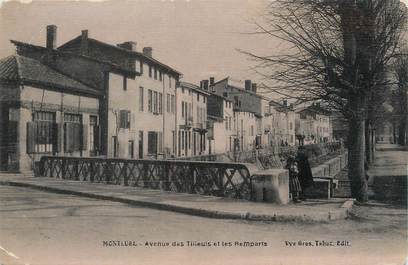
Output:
0,0,280,88
0,0,407,97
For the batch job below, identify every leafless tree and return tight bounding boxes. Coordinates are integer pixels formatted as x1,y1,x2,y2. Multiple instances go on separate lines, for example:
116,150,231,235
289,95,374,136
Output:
392,52,408,145
241,0,407,201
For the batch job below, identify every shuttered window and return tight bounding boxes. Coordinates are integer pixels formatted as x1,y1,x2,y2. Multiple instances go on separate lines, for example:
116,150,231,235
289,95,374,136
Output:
63,113,86,152
148,90,153,112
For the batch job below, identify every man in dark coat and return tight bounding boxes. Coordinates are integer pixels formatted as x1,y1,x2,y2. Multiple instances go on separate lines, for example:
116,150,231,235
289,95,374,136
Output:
296,146,314,197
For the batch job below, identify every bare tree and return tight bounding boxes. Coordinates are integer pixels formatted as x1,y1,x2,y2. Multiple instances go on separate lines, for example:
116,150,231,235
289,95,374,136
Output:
241,0,407,201
393,52,408,145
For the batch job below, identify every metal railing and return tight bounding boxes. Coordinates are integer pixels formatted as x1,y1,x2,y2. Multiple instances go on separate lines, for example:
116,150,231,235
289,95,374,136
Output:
38,156,254,200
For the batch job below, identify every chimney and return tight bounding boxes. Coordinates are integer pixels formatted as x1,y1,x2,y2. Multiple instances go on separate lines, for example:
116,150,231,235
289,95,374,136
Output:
117,41,137,51
46,25,57,49
203,80,209,91
210,77,215,85
143,47,153,58
80,30,89,55
252,83,257,93
245,80,252,91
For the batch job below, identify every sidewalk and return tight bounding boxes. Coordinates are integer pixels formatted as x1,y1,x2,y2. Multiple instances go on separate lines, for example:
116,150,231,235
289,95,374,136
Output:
0,173,353,223
368,144,408,179
367,144,407,203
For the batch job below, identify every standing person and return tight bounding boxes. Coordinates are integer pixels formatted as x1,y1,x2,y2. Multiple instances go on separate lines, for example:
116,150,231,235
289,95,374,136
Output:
285,156,302,203
296,146,314,199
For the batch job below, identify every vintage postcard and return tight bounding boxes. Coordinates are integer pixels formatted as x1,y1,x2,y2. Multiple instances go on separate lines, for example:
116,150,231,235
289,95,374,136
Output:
0,0,407,264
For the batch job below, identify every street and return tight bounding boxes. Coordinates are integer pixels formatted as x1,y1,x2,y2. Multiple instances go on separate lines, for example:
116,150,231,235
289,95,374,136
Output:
0,186,406,265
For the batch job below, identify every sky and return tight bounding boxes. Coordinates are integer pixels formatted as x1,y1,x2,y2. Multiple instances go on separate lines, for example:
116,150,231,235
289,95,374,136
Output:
0,0,280,90
0,0,407,98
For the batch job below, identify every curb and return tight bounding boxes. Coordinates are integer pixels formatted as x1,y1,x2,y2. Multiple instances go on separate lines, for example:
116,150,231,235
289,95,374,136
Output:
0,180,348,223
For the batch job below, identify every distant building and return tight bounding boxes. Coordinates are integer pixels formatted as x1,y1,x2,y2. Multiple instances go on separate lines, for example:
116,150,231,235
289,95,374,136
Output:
295,103,332,144
207,93,235,154
176,81,210,157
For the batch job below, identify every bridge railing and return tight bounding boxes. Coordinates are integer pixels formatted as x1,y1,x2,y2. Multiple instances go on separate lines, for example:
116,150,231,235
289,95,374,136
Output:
38,156,254,200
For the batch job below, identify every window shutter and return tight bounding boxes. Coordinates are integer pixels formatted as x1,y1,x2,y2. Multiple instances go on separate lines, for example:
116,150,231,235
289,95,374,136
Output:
52,123,61,153
26,122,37,154
130,112,136,131
119,110,126,129
81,124,88,151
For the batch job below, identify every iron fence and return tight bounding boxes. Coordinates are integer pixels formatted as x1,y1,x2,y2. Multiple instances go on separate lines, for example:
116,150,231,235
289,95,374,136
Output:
38,156,254,200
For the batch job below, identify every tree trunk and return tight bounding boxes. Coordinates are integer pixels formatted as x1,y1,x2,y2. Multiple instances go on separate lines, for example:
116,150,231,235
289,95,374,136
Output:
365,120,372,165
347,97,368,202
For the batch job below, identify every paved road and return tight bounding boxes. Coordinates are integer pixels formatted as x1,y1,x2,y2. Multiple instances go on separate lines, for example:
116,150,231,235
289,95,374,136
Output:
0,186,406,265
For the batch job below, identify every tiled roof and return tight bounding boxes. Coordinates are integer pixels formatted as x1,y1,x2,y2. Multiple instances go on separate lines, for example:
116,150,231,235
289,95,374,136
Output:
58,36,182,76
0,55,102,96
179,81,210,95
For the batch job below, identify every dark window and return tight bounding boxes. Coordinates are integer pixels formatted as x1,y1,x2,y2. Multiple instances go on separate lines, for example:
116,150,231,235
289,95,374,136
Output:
63,113,83,153
139,87,144,111
154,67,157,80
197,93,200,101
148,89,153,112
123,77,127,91
167,93,171,113
169,76,172,88
159,71,162,81
149,65,152,78
153,91,158,113
138,131,144,159
112,136,118,158
158,93,163,114
148,131,158,155
140,61,144,74
128,140,134,158
119,110,131,129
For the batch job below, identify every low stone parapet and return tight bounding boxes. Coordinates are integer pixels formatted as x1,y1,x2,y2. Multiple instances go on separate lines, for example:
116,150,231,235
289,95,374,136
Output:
251,169,290,204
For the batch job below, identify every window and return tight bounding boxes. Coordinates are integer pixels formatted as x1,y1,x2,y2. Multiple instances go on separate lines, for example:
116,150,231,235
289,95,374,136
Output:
139,87,144,111
27,111,57,154
148,89,153,112
167,93,171,113
123,77,127,91
182,102,185,118
159,71,163,81
119,110,131,129
128,140,134,158
148,131,158,155
138,131,144,159
158,132,163,153
171,95,175,113
182,87,185,94
203,97,206,103
64,113,83,153
251,125,254,136
112,136,118,158
197,93,200,102
149,65,152,78
153,91,158,113
140,61,144,75
169,76,172,88
158,93,163,114
225,117,228,130
154,67,157,80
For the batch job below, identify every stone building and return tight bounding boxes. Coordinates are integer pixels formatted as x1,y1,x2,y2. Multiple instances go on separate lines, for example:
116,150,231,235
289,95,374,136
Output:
176,81,210,157
207,93,235,154
0,53,102,172
295,103,333,144
58,27,182,159
264,100,296,146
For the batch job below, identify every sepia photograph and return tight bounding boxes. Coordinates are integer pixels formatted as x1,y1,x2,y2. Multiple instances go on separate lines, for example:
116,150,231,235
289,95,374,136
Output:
0,0,407,264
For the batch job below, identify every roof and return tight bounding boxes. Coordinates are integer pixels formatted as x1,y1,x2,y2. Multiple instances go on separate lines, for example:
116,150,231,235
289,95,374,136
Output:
212,76,268,100
296,104,331,116
0,55,102,97
208,92,233,103
269,99,293,112
11,40,138,78
178,81,211,96
58,36,182,76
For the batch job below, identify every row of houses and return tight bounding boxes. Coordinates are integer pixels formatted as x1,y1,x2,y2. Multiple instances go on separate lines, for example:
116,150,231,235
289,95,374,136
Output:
0,25,333,172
